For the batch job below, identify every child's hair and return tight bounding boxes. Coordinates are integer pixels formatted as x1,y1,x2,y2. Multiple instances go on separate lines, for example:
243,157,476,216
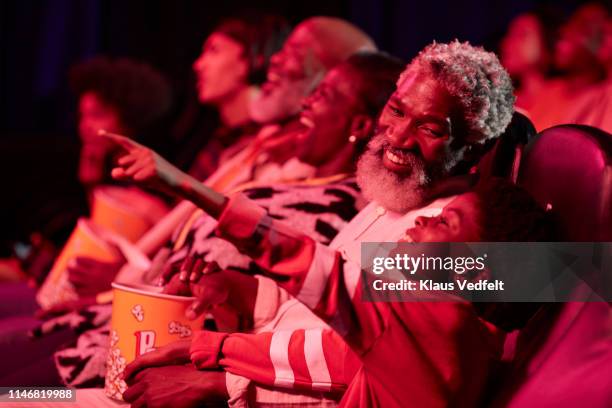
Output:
470,177,557,332
472,177,556,242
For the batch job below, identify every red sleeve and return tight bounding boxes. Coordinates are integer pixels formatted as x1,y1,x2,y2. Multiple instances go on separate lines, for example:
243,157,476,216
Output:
215,193,388,354
190,328,354,394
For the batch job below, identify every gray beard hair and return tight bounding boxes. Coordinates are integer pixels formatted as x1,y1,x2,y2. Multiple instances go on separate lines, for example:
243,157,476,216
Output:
356,135,430,213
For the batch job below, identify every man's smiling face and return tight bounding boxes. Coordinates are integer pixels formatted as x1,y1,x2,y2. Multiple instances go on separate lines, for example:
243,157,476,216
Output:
377,68,466,178
356,66,470,213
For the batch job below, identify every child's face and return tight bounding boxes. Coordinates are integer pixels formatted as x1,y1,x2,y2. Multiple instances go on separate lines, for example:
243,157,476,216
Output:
403,193,482,243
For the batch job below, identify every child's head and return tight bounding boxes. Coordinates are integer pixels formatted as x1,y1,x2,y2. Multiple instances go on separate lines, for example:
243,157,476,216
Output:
404,177,555,331
404,177,555,242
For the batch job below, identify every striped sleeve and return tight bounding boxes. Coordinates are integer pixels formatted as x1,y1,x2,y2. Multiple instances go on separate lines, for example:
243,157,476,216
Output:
190,328,353,394
216,193,387,353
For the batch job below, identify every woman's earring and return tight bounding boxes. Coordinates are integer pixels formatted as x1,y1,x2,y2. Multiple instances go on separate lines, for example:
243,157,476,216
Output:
348,135,357,143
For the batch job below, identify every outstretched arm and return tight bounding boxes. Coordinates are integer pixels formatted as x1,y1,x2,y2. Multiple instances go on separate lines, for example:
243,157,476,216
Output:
102,129,386,353
100,129,228,218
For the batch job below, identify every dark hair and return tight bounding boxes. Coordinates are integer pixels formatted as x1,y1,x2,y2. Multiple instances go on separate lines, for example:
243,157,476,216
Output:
477,111,537,180
470,178,557,332
473,177,555,242
70,57,172,137
214,14,290,85
342,51,406,157
344,51,404,118
341,52,404,155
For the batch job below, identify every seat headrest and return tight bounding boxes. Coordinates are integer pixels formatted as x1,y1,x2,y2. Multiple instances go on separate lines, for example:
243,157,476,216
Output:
518,125,612,241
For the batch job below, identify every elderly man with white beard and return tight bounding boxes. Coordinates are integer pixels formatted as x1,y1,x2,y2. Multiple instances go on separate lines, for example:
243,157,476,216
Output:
144,39,514,262
107,41,515,407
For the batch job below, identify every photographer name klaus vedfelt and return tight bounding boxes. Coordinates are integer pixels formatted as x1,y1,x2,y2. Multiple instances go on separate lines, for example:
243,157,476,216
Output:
372,279,505,292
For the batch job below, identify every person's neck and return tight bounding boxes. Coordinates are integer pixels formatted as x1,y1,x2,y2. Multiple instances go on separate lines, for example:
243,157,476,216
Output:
315,144,356,177
516,70,547,108
218,86,257,129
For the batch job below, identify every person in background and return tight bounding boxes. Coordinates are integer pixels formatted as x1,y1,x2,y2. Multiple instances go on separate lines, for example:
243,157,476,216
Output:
586,13,612,131
597,14,612,73
0,57,174,287
0,57,173,387
184,15,290,181
62,15,290,297
500,7,562,112
71,57,173,195
61,16,377,302
527,3,611,132
214,16,377,187
0,16,286,388
0,57,173,311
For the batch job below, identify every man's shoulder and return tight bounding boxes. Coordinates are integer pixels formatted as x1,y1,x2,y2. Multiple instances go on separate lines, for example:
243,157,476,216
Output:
365,195,456,217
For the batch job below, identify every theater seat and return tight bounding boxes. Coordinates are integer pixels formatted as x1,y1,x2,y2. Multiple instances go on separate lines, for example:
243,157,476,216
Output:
491,125,612,408
518,124,612,241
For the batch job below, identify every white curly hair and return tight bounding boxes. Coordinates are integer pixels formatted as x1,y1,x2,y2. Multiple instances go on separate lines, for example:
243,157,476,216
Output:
400,40,515,144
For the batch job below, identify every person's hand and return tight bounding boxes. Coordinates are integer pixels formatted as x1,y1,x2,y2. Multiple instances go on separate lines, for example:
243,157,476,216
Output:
123,340,191,383
101,129,228,218
160,258,226,317
186,263,257,323
122,365,228,408
184,262,229,320
34,297,96,320
159,254,209,286
67,256,124,296
162,273,192,297
100,129,184,192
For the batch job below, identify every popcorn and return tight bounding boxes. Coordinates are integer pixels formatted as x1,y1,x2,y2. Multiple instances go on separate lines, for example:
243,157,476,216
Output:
168,321,192,338
104,330,128,400
131,304,144,322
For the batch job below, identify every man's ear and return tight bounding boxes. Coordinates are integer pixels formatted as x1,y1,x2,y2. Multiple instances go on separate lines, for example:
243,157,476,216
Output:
349,114,374,142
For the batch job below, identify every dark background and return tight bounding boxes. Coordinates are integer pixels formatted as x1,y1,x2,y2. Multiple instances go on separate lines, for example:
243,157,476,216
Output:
0,0,591,249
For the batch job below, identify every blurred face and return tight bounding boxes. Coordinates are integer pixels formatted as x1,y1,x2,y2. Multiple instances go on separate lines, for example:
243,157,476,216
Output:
249,23,324,124
501,14,548,76
555,16,601,71
356,68,468,213
78,92,124,186
403,193,482,242
597,19,612,69
78,92,123,144
297,65,363,165
193,33,248,104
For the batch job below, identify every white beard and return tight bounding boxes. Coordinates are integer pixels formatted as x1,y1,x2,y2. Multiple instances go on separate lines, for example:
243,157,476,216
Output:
356,134,430,213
